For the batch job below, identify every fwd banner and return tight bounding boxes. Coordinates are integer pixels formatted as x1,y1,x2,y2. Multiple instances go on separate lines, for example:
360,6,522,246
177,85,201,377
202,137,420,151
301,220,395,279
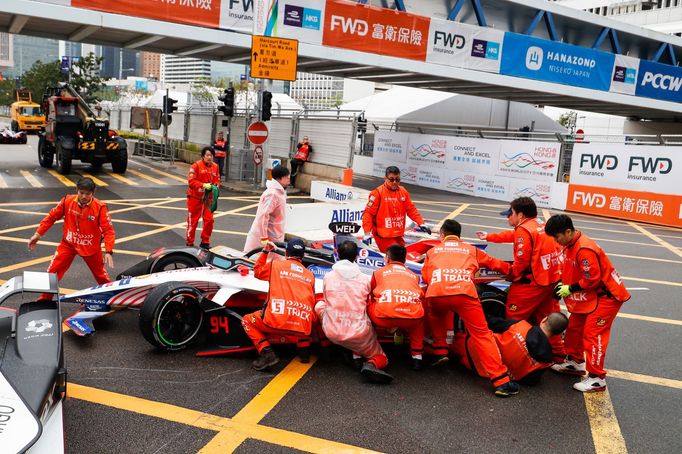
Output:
567,184,682,228
500,32,615,91
570,143,682,195
635,59,682,103
322,0,430,61
426,18,503,73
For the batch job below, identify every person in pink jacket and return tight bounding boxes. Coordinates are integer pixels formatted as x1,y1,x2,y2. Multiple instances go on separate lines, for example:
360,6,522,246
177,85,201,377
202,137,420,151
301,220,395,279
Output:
315,241,392,384
243,165,290,253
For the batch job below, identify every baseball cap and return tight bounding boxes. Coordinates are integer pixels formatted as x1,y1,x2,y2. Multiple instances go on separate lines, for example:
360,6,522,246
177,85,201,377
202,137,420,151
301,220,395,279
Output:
500,208,513,217
286,238,305,257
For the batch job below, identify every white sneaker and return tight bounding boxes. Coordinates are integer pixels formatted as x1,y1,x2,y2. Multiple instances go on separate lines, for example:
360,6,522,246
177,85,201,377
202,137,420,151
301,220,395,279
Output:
551,358,586,376
573,375,607,392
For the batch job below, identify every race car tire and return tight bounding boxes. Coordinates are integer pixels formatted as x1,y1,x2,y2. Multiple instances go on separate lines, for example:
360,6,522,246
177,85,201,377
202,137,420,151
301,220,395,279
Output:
140,281,204,351
478,284,507,319
151,254,202,273
38,136,54,168
20,135,27,144
56,141,72,175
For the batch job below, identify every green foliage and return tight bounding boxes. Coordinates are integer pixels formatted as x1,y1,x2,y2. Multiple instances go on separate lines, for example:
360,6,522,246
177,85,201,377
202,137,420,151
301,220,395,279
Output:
0,79,15,106
558,111,577,129
69,52,110,104
191,84,215,105
20,60,65,102
91,86,120,102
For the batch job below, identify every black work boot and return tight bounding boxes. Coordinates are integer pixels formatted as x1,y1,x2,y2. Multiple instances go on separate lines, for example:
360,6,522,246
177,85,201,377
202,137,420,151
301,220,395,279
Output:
360,362,394,384
298,346,311,364
252,348,279,371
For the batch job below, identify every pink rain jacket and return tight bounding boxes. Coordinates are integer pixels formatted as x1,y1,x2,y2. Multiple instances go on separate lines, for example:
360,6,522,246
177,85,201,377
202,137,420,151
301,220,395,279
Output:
244,179,287,252
315,260,385,359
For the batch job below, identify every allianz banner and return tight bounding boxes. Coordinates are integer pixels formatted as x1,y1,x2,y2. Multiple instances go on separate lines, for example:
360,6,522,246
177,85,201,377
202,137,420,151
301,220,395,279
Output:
500,33,615,91
635,60,682,103
570,143,682,195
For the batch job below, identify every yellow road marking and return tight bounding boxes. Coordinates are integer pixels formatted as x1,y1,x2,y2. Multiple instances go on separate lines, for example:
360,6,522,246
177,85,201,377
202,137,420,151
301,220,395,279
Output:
20,170,43,188
202,358,319,452
0,256,53,274
609,253,682,265
76,171,108,187
583,389,628,454
621,276,682,287
177,227,248,237
0,173,7,188
559,304,682,326
628,222,682,260
47,170,76,187
436,203,470,230
126,168,168,185
68,383,380,454
609,369,682,390
146,166,186,183
105,171,138,186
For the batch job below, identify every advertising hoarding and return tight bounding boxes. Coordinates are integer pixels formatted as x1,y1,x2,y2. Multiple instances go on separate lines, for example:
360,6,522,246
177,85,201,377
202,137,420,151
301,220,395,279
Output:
570,143,682,195
610,54,639,96
566,184,682,228
373,130,409,164
495,140,560,182
500,32,615,91
425,18,503,73
635,59,682,103
322,0,430,61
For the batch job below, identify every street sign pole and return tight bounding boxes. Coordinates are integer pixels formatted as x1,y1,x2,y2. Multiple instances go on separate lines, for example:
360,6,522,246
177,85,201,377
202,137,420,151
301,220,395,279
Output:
164,88,169,160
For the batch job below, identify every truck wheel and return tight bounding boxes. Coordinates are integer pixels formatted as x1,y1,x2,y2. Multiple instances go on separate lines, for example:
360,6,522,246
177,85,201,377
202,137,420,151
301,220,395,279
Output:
56,142,72,175
38,136,54,168
111,146,128,174
139,282,204,351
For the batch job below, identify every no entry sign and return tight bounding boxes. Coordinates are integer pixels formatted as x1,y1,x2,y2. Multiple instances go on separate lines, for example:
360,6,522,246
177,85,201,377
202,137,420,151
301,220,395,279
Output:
247,121,269,145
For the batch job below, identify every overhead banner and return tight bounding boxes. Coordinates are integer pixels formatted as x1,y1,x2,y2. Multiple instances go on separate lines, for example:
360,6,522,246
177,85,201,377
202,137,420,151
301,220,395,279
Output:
72,0,222,29
322,0,430,61
610,54,639,96
426,18,503,73
567,184,682,228
635,59,682,103
500,32,615,91
570,143,682,195
256,0,325,43
496,140,560,182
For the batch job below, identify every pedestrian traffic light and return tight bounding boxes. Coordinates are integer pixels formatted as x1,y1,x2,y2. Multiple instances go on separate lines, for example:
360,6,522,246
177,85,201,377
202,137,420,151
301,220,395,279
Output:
261,91,272,121
218,87,235,117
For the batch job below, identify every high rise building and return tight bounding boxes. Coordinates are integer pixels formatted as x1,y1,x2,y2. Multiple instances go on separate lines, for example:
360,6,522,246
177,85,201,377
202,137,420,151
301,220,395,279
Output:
4,35,59,79
161,55,211,85
141,52,161,80
551,1,682,35
0,33,12,75
290,73,345,110
100,46,140,79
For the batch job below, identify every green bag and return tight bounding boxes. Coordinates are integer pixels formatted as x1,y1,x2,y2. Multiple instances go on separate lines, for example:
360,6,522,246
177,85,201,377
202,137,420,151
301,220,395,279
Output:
203,184,220,212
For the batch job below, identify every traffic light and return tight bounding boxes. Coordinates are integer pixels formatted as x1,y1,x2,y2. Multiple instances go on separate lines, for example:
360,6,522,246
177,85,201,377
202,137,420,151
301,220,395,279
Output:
163,95,178,115
218,87,235,117
261,91,272,121
357,114,367,133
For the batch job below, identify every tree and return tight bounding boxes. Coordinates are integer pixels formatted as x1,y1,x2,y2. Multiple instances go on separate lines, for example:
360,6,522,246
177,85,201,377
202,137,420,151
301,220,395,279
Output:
69,52,110,104
0,79,15,106
20,60,65,102
558,110,577,131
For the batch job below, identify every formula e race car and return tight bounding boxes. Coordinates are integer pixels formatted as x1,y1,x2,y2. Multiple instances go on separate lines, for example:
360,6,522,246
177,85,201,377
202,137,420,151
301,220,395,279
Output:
0,127,28,144
60,223,509,355
0,272,66,454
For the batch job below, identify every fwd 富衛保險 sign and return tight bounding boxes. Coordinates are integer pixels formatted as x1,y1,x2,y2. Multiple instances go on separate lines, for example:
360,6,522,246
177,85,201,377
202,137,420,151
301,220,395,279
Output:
566,184,682,228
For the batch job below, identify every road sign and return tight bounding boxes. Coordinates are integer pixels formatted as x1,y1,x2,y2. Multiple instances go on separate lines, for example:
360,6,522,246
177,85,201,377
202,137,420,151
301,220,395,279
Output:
250,35,299,81
247,121,269,145
575,128,585,142
253,146,264,166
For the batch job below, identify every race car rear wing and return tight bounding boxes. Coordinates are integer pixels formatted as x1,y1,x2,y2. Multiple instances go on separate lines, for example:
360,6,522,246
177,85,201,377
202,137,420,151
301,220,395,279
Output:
0,272,59,306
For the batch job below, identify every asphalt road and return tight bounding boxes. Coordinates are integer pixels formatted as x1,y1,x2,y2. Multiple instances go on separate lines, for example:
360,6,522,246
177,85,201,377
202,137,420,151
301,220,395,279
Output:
0,134,680,453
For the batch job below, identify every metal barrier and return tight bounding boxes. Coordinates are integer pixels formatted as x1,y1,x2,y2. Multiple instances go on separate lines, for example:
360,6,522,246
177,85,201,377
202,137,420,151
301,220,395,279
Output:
228,149,256,183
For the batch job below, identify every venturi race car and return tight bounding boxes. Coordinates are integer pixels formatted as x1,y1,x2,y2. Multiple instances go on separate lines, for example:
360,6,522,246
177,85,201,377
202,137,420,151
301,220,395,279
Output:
60,223,510,356
0,128,28,144
0,272,66,454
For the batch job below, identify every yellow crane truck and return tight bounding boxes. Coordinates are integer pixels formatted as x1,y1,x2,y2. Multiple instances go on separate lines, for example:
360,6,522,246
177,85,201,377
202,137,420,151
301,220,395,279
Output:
10,89,46,133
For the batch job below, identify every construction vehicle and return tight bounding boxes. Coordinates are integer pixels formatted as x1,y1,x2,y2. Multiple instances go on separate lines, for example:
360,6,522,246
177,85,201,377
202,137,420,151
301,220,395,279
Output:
37,84,127,174
10,89,46,133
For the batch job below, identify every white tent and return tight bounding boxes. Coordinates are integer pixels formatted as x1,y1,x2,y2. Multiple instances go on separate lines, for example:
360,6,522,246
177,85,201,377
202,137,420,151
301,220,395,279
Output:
339,86,567,133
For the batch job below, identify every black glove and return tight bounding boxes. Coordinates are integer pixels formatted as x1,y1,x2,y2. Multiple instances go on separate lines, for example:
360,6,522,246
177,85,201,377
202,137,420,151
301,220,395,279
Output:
419,224,432,235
